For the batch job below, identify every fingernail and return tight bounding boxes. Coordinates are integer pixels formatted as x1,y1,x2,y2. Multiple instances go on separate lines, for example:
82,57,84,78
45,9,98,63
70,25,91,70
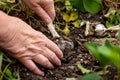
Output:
48,62,54,69
61,54,63,59
40,72,45,76
37,71,44,76
58,61,61,66
59,51,64,59
51,65,54,69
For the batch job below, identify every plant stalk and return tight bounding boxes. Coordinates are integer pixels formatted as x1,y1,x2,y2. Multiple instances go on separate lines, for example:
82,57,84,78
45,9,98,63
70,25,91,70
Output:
47,22,60,38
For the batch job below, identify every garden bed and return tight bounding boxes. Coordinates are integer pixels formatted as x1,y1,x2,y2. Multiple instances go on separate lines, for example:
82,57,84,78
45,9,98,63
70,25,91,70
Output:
1,0,120,80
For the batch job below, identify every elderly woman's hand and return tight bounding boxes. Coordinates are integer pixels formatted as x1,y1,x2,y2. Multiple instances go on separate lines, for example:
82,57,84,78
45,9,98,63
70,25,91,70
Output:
0,11,63,76
22,0,55,24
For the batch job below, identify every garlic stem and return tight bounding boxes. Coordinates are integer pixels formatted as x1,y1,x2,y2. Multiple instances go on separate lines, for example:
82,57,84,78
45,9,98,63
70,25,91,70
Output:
47,22,60,38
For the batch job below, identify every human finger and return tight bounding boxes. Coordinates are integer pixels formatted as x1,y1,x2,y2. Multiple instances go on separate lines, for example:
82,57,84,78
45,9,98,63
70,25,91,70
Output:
40,47,61,66
39,1,56,21
20,59,44,76
32,5,52,24
33,54,54,69
46,39,63,59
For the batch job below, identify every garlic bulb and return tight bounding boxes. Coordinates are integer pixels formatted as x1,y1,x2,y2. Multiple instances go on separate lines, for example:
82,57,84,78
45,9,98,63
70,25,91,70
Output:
95,24,106,32
95,24,107,37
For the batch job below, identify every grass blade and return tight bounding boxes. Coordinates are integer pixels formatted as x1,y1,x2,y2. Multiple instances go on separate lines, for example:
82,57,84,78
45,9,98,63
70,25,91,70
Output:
0,50,3,71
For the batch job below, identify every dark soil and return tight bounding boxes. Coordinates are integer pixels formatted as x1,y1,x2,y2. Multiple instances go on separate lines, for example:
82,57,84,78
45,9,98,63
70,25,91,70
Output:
2,2,120,80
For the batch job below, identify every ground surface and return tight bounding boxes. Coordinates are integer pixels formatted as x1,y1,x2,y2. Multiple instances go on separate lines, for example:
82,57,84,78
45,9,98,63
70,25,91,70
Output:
2,2,120,80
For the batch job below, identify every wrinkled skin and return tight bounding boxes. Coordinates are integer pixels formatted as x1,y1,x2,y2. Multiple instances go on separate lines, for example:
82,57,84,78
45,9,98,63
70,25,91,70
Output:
23,0,55,24
0,0,63,76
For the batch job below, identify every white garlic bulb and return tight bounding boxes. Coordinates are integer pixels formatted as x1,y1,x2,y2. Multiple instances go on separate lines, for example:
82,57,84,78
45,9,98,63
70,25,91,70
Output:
95,24,106,32
95,24,107,37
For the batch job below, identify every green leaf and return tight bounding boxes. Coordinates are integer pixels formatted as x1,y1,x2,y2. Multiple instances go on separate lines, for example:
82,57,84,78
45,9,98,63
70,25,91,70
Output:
63,13,70,22
83,0,103,14
85,41,112,66
12,72,18,79
104,39,112,47
69,12,78,21
72,20,81,28
85,40,120,69
77,62,90,74
69,0,103,13
105,10,120,28
97,46,113,64
5,69,12,78
66,78,78,80
81,72,101,80
0,50,3,71
62,24,70,36
85,42,100,61
106,21,114,28
63,12,78,22
69,0,86,12
65,0,73,12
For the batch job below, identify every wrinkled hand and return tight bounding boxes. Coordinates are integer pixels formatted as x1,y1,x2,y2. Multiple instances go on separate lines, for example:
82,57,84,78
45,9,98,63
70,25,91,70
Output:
22,0,55,24
0,12,63,76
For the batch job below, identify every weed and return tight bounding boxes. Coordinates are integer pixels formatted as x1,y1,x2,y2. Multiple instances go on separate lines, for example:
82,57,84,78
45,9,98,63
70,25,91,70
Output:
0,50,20,80
105,9,120,27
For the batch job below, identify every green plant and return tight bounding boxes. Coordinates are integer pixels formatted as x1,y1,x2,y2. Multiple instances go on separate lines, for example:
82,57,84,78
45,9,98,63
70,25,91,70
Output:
69,0,103,14
0,50,3,72
81,72,101,80
55,0,81,36
0,0,19,14
55,0,103,36
65,62,102,80
0,0,35,19
18,0,35,19
105,9,120,28
3,68,20,80
85,39,120,79
0,51,20,80
77,62,91,74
